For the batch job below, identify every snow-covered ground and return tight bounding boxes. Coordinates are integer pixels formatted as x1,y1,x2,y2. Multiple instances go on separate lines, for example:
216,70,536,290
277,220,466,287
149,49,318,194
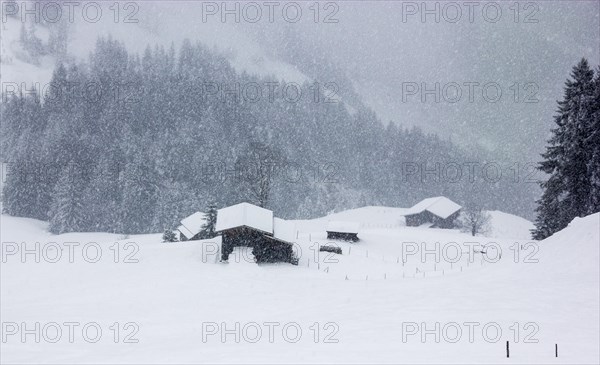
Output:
1,207,598,364
0,8,309,94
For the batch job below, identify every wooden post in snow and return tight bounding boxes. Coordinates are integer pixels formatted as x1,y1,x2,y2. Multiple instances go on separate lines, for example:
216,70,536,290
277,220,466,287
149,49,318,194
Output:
555,343,558,358
506,341,510,358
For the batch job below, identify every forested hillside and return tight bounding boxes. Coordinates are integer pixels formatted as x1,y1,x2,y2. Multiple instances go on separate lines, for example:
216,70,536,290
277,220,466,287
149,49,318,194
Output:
1,37,536,234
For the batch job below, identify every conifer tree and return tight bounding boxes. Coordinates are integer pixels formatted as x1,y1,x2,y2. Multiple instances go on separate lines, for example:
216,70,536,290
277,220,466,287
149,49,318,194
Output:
200,203,218,239
586,66,600,214
48,163,86,234
532,59,597,239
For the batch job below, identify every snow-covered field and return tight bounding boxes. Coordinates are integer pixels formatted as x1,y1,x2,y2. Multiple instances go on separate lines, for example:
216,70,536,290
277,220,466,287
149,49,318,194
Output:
1,207,598,364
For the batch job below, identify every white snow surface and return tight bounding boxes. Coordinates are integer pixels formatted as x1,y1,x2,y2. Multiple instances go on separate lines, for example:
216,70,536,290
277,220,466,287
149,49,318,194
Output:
0,7,309,102
487,210,535,240
1,208,598,364
272,218,296,243
403,196,462,219
326,220,360,234
177,211,206,239
215,202,273,234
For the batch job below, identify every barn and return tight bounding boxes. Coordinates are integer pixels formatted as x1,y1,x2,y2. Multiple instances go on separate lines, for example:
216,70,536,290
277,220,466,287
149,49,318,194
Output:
215,203,298,264
403,196,462,228
177,211,206,241
326,221,360,242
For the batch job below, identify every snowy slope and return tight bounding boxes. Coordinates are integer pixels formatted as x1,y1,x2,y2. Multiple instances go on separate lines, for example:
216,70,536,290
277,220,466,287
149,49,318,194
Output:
1,5,308,96
1,208,598,363
1,17,56,87
488,210,535,240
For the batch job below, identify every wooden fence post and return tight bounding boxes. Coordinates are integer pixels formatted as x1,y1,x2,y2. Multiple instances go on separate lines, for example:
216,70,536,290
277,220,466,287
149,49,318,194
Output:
555,343,558,358
506,341,510,358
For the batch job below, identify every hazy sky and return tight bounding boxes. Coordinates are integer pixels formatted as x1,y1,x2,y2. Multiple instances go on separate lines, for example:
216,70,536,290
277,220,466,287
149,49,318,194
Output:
243,1,600,160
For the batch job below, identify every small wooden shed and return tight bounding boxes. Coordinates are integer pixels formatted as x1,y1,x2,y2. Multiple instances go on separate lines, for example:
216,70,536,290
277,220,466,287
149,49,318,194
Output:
215,203,298,264
403,196,462,228
326,221,360,242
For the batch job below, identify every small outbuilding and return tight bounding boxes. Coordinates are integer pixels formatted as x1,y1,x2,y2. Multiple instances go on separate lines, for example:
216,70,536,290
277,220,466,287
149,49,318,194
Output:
177,211,206,241
326,221,360,242
403,196,462,228
215,203,298,264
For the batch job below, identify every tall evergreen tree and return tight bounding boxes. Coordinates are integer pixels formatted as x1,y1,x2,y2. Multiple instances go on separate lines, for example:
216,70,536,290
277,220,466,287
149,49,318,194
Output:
119,154,158,234
532,59,597,240
3,151,39,218
586,66,600,214
83,153,123,232
48,163,86,234
200,203,218,239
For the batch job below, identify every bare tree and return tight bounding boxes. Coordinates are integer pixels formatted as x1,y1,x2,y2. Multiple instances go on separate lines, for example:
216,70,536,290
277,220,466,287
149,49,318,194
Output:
458,206,492,236
235,142,285,208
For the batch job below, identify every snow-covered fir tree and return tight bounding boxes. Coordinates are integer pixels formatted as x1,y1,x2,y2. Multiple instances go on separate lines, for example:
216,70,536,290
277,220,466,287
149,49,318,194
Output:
48,163,86,234
532,59,600,240
199,203,218,239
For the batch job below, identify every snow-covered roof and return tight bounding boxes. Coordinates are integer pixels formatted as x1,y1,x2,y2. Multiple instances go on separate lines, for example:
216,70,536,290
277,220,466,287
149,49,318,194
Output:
326,221,360,234
272,218,296,243
403,196,462,219
215,203,273,234
177,211,206,239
